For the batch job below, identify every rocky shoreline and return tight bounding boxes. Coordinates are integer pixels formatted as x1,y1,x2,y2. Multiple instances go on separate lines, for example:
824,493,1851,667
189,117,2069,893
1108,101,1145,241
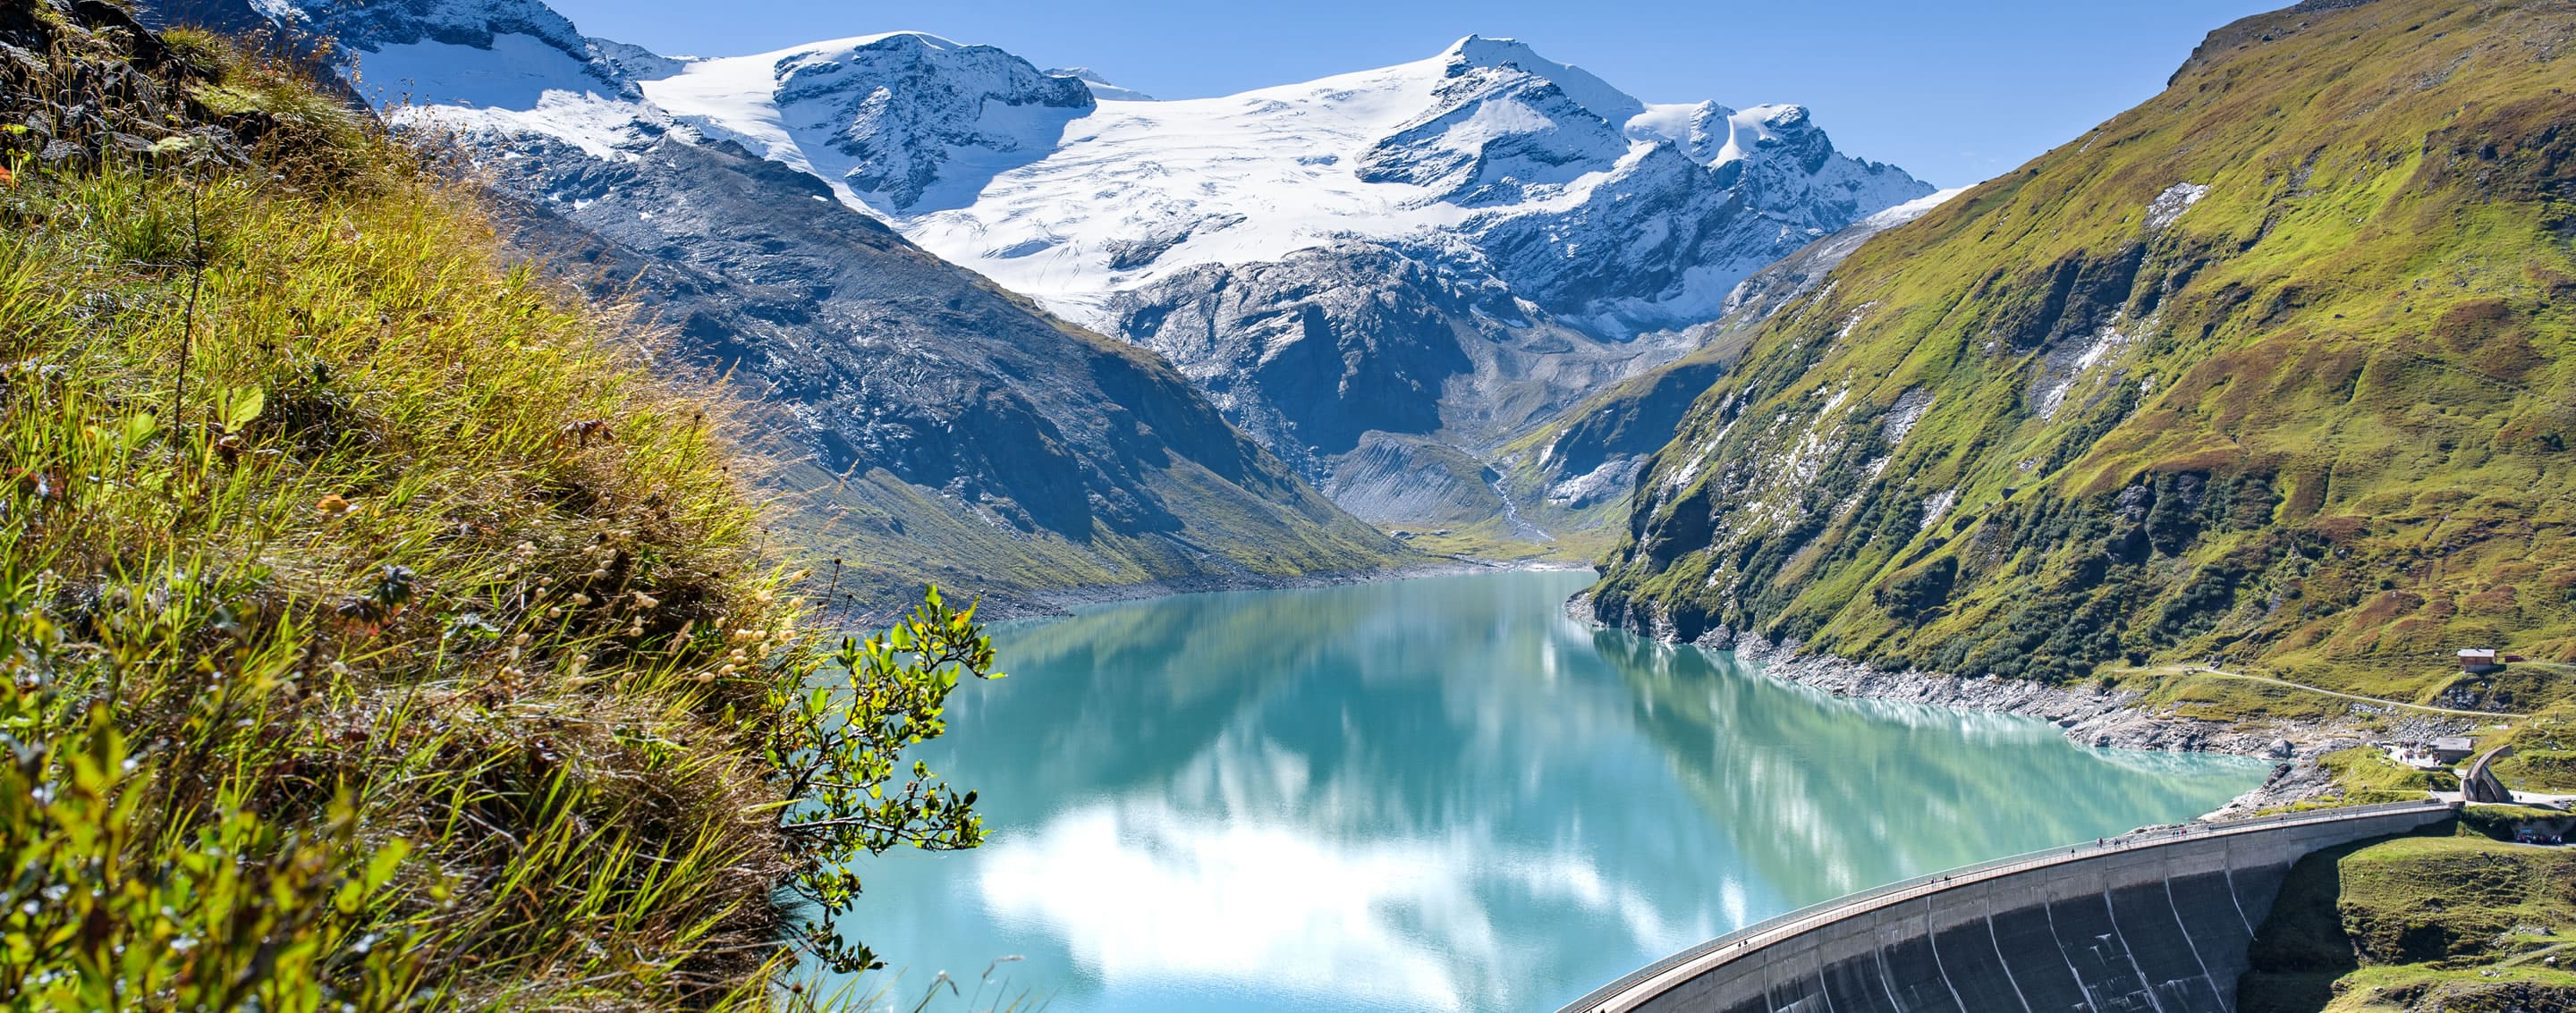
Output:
1007,568,2470,820
1567,595,2472,821
1731,638,2341,819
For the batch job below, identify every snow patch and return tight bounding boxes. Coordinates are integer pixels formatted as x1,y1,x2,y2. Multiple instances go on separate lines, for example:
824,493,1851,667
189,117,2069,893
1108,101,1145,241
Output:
349,30,620,112
1836,308,1870,340
325,14,1931,341
2146,182,2208,231
640,33,1927,331
1047,66,1155,102
1919,488,1960,531
1546,457,1647,510
1854,187,1967,231
393,88,659,161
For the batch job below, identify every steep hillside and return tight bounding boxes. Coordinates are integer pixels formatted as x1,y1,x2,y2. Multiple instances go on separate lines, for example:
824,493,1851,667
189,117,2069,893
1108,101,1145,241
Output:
192,0,1415,615
476,130,1412,616
0,4,997,1004
1589,0,2576,709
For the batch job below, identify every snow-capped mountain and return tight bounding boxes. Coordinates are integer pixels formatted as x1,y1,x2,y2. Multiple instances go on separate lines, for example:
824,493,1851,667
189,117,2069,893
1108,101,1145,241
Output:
636,31,1928,333
224,0,1933,544
644,32,1096,212
1045,67,1153,102
157,0,1414,612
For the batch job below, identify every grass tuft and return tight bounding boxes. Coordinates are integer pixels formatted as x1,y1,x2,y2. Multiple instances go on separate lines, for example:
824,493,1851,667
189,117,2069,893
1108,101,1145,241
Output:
1,7,1004,1009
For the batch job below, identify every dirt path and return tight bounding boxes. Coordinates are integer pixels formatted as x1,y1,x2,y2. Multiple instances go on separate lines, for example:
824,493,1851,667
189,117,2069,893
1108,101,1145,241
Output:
2137,665,2529,721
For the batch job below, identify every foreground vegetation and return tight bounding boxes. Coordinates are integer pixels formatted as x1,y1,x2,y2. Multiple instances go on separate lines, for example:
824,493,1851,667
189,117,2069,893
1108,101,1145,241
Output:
2,4,996,1007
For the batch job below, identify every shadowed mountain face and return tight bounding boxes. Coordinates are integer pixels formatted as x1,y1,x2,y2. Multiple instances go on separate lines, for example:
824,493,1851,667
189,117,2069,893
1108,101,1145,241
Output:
1588,0,2576,697
1483,190,1963,559
487,133,1412,614
1105,241,1706,536
165,0,1412,615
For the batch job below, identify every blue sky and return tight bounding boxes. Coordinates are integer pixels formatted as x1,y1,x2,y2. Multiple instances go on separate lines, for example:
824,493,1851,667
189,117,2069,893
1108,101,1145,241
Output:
543,0,2284,187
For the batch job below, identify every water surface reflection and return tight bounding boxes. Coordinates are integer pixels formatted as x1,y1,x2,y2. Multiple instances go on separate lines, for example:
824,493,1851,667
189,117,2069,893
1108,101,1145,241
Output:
835,571,2267,1013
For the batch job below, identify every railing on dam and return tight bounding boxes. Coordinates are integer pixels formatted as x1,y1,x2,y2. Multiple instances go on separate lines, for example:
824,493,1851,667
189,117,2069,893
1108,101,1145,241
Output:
1557,799,2456,1013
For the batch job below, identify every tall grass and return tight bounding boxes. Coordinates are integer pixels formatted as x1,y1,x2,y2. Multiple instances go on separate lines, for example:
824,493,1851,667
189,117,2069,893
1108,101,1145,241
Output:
0,11,957,1008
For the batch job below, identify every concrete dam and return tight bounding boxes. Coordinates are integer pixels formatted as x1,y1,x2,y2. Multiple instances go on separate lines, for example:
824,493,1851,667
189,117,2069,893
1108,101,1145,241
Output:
1561,800,2455,1013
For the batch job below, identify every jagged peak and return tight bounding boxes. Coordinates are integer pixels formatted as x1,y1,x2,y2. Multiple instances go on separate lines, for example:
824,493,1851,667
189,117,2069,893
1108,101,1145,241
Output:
759,30,971,64
1436,34,1643,125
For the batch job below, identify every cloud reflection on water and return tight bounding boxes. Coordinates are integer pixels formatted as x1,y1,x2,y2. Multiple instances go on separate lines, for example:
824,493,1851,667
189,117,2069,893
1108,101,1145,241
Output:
844,571,2269,1013
975,720,1724,1012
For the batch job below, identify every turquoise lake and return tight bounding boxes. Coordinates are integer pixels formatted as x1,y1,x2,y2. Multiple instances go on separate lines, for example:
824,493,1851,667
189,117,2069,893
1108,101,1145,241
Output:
834,570,2270,1013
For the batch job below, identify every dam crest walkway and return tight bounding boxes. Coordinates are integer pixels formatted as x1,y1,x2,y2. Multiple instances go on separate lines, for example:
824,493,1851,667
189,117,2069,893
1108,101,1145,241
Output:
1561,800,2456,1013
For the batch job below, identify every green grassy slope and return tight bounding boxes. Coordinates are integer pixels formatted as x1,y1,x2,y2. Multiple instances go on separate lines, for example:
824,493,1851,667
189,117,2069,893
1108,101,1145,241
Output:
2241,832,2576,1012
0,5,983,1007
1588,0,2576,707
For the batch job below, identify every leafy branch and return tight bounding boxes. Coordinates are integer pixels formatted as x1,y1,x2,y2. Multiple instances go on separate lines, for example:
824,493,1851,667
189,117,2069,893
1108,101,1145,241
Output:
764,586,1004,975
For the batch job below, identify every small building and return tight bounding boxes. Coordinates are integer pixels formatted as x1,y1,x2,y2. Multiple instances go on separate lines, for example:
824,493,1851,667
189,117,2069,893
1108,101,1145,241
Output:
2458,648,2524,673
2390,742,2444,768
2388,737,2478,768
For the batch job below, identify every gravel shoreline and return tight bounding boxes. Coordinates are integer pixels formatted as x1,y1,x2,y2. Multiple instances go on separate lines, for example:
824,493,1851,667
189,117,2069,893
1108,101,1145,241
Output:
1567,595,2476,820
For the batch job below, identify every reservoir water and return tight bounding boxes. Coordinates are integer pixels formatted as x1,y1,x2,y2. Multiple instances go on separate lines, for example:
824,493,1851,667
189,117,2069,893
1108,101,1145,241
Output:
836,570,2269,1013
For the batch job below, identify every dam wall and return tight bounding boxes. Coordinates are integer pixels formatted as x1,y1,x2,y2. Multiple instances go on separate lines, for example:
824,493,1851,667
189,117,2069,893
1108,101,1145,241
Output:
1563,800,2456,1013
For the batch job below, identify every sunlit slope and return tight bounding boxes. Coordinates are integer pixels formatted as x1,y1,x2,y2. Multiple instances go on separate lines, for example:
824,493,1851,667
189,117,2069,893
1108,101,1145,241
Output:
1589,0,2576,706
